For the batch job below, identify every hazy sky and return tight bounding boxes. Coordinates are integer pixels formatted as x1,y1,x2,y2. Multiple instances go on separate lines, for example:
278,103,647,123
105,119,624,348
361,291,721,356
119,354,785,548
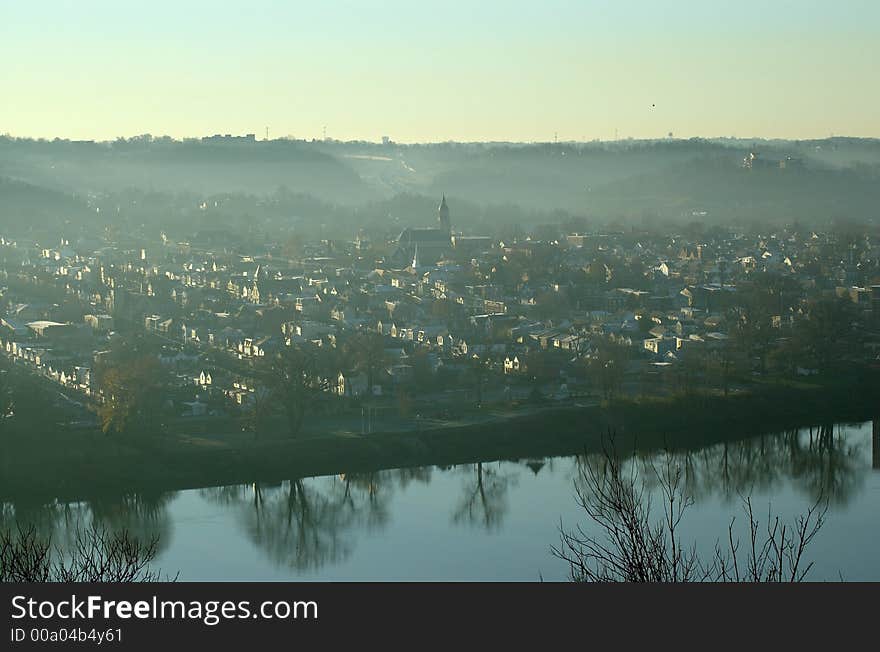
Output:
2,0,879,142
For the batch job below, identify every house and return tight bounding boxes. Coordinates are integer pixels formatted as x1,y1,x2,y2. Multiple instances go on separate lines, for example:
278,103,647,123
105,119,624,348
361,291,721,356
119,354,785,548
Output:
337,371,369,397
436,332,456,350
552,334,584,352
0,317,29,339
643,336,677,358
238,336,278,358
84,314,114,331
504,356,523,374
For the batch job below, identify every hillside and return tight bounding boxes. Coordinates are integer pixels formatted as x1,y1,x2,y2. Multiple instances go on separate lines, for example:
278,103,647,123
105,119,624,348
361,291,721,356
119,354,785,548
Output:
1,136,878,229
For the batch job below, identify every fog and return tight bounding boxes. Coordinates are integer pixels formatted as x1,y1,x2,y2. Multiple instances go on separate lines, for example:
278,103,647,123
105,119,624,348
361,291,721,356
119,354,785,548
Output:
3,136,879,243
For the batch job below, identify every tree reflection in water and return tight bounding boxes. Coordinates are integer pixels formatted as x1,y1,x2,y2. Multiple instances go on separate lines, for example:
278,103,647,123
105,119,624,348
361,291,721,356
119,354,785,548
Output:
787,424,866,504
2,422,870,576
0,491,175,555
574,424,867,509
199,471,405,571
451,462,518,532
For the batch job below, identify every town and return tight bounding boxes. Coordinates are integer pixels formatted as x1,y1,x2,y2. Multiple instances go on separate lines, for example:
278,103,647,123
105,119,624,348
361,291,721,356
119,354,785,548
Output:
7,0,880,592
1,193,878,442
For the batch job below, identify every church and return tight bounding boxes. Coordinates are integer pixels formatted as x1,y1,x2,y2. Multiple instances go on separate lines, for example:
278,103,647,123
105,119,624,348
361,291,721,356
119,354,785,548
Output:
393,195,452,268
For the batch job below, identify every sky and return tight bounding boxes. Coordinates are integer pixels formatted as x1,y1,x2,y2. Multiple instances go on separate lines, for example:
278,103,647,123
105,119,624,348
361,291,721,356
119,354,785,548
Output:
1,0,879,143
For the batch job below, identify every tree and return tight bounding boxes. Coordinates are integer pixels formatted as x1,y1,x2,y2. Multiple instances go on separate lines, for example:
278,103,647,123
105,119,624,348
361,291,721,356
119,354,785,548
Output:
553,438,828,582
468,355,490,406
674,345,707,395
95,355,165,435
1,526,171,582
794,297,859,372
534,288,568,321
93,335,167,436
344,332,385,395
589,342,628,400
269,345,321,438
410,349,433,392
729,301,774,374
242,386,273,439
706,339,739,396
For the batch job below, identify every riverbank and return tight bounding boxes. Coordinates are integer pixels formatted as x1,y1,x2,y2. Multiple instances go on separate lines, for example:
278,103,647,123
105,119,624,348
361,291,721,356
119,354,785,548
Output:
2,375,878,503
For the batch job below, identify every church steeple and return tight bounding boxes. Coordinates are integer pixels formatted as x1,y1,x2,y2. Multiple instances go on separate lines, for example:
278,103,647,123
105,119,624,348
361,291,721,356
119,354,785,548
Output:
437,194,450,232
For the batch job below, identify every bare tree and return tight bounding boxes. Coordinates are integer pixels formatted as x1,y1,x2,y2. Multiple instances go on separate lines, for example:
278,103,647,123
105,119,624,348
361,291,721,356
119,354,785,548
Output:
344,332,385,396
269,345,321,438
242,385,273,439
1,525,173,582
553,437,827,582
589,342,628,401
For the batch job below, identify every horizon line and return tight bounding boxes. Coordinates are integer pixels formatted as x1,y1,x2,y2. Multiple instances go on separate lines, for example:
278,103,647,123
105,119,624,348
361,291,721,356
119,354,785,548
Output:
3,133,880,146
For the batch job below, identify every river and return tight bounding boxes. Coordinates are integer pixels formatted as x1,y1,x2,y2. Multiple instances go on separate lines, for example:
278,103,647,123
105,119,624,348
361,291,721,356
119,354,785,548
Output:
3,420,879,581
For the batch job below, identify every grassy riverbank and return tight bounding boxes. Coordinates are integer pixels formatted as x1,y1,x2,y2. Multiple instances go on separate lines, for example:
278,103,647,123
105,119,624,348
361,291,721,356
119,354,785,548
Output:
2,374,878,503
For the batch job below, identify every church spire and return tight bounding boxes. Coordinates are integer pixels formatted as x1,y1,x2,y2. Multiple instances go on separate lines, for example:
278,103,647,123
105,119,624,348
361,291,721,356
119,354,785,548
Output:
438,194,450,232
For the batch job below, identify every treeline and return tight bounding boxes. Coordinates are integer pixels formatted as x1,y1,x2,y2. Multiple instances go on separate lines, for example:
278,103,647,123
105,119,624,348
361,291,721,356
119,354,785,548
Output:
4,135,880,223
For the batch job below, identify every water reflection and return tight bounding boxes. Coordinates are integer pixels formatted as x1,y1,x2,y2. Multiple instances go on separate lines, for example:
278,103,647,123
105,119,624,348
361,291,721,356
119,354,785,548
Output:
452,462,518,531
1,421,877,578
0,491,174,554
874,420,880,471
622,424,869,508
196,468,436,571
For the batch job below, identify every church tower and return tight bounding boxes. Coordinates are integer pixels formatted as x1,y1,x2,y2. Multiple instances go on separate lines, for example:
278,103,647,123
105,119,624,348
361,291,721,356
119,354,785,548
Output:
438,194,450,233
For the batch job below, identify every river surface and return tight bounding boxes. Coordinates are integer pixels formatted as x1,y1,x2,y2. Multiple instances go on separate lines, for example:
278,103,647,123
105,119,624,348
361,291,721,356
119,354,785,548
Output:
4,420,880,581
